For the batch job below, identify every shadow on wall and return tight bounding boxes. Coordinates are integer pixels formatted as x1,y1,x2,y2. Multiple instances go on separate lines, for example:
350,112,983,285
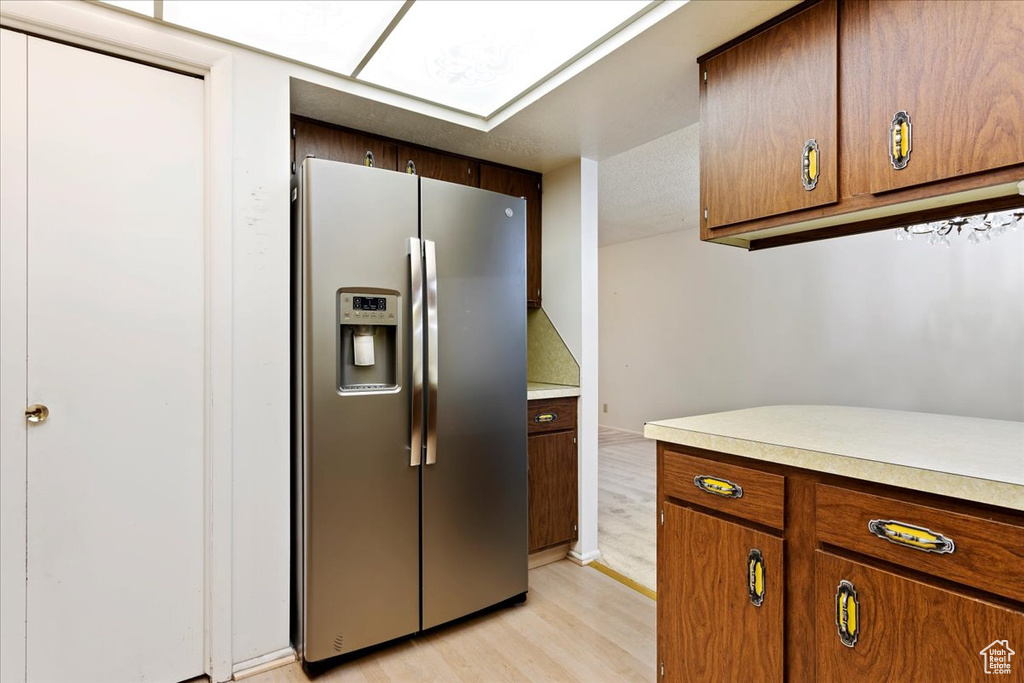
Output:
597,227,1024,431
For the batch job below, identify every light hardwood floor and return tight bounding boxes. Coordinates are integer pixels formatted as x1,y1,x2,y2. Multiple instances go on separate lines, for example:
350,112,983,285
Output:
246,561,656,682
597,427,657,591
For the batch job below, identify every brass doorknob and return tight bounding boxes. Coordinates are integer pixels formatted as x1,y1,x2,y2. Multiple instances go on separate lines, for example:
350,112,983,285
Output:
25,404,49,423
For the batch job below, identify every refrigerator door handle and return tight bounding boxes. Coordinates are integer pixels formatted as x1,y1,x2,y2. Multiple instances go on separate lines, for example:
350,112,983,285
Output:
409,237,424,467
424,239,439,465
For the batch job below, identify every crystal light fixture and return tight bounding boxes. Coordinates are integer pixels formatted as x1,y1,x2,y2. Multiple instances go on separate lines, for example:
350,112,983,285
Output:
893,208,1024,247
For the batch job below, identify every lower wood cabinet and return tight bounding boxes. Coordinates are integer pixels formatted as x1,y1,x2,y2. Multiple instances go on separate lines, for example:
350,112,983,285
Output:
659,503,783,682
815,551,1024,682
656,443,1024,682
528,397,578,552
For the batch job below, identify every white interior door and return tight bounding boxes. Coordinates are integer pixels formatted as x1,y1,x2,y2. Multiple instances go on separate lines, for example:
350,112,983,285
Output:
24,37,205,682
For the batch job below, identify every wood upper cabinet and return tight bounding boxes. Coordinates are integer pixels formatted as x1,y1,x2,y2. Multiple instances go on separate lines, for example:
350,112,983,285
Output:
815,551,1024,681
701,0,838,229
527,430,577,552
293,118,397,171
398,145,479,187
867,0,1024,194
292,117,543,307
659,502,784,682
698,0,1024,249
479,163,542,308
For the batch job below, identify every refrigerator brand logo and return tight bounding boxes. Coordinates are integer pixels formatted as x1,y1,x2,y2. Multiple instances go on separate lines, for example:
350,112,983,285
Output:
980,640,1015,675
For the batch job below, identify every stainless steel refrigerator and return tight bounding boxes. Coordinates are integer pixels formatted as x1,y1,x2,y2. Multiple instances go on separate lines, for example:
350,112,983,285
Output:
292,158,528,664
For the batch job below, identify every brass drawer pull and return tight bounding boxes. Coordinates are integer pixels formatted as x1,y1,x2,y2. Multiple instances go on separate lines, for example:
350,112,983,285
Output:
835,580,859,648
868,519,955,554
747,549,765,607
802,139,819,191
889,110,912,170
693,475,743,499
533,412,557,424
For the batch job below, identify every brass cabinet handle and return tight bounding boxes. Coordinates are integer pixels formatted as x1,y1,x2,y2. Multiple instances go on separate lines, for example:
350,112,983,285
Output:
889,110,912,170
747,549,765,607
364,150,375,168
533,412,557,424
835,580,859,648
802,139,820,191
25,404,49,424
693,475,743,499
868,519,955,554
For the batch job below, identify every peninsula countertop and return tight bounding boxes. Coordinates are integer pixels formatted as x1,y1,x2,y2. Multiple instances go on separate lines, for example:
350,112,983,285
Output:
644,405,1024,511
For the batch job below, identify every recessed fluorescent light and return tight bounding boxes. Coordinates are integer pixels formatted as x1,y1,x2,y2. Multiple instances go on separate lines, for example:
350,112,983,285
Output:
162,0,406,76
358,0,652,116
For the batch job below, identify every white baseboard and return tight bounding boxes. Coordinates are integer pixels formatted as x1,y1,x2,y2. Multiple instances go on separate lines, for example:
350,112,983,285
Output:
232,647,296,680
567,548,602,566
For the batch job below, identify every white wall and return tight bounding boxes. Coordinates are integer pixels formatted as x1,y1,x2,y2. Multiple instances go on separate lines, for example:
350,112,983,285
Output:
542,159,601,564
598,227,1024,432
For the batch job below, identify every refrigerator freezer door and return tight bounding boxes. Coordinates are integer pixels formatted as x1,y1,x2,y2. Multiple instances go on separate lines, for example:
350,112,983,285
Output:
298,159,421,661
419,178,529,629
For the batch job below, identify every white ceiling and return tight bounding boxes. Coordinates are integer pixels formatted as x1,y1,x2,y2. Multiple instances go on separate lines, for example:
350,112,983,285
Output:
291,0,800,240
293,1,797,168
599,122,700,247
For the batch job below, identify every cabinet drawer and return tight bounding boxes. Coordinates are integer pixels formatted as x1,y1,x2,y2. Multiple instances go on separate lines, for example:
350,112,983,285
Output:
527,397,576,434
816,484,1024,602
662,450,785,530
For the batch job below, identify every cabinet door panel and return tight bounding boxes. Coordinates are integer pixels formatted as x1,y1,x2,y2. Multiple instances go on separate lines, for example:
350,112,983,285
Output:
398,145,478,186
659,503,783,682
294,118,397,171
702,0,837,228
479,164,541,307
815,551,1024,681
868,0,1024,193
528,430,577,552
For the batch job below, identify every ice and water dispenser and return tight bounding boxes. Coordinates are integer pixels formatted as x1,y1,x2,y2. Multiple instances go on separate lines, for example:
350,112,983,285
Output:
338,290,399,393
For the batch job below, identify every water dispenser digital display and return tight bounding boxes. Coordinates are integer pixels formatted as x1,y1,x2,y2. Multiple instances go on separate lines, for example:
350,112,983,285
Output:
353,296,387,311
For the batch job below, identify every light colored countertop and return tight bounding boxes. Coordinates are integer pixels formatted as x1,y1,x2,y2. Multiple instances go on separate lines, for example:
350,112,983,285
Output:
528,382,581,400
645,405,1024,511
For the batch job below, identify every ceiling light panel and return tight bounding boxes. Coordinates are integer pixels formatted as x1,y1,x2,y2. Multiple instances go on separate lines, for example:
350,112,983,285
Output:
358,0,651,116
162,1,405,76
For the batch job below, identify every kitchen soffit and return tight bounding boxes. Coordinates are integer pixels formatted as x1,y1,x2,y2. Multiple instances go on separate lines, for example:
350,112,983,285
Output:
101,0,673,120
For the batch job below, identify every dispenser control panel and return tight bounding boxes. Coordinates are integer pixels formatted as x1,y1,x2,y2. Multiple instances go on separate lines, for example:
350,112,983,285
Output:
339,292,399,325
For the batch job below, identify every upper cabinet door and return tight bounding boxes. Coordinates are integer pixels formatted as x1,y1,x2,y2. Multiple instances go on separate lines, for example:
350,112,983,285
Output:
293,118,397,171
869,0,1024,194
479,164,542,307
701,0,838,229
398,145,479,187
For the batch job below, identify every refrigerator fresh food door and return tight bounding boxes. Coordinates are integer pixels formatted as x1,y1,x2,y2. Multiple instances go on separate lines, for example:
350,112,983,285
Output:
419,178,529,629
298,159,421,661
